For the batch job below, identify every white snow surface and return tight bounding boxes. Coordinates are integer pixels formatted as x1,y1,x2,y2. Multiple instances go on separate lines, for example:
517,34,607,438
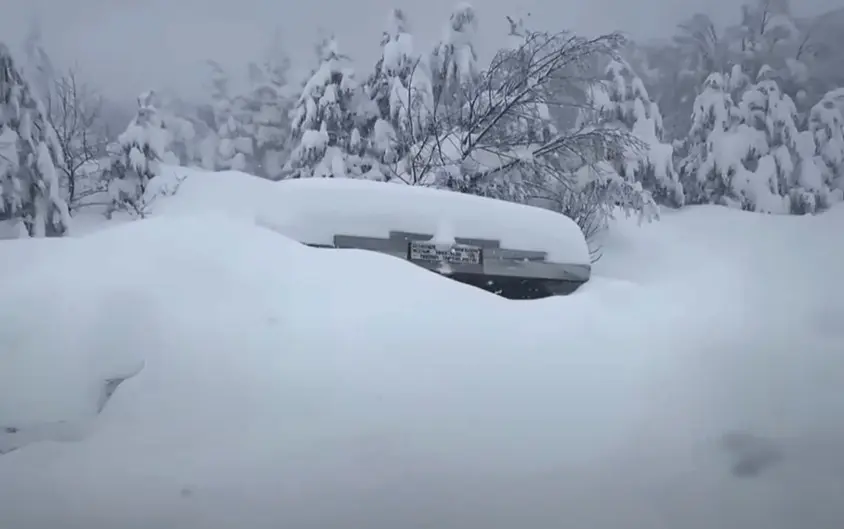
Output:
1,168,844,529
149,167,589,264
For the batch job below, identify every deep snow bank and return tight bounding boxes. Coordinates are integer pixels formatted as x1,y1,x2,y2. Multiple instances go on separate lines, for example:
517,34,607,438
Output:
0,172,842,528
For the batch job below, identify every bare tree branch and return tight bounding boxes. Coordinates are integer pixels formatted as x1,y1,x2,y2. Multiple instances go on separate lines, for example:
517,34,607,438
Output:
361,23,654,243
43,67,107,211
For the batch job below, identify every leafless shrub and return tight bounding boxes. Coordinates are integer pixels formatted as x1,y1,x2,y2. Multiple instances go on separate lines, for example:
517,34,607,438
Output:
365,23,660,254
377,29,630,188
44,69,107,210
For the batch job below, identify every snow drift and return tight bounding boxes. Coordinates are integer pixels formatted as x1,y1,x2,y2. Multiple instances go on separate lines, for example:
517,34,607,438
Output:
0,168,843,529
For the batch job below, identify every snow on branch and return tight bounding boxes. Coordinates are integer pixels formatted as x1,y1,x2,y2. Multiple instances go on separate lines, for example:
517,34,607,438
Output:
396,26,629,196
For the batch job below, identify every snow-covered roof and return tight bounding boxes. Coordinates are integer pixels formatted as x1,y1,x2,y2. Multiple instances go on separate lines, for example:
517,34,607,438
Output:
271,177,589,264
150,167,589,265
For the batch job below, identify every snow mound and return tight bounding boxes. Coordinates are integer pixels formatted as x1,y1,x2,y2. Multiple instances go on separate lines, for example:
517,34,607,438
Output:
149,166,589,264
0,210,731,527
0,211,506,424
0,181,843,528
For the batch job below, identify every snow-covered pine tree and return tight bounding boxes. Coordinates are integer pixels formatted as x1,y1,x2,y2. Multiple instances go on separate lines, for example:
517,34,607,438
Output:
284,37,377,179
194,103,219,170
204,60,253,172
21,18,55,108
689,70,832,214
366,9,434,181
736,75,806,212
207,60,231,134
590,58,684,207
106,91,166,214
217,95,255,172
368,10,409,125
247,57,294,180
680,72,740,204
150,93,201,167
725,63,752,102
429,3,479,116
160,113,197,166
683,71,797,212
808,90,844,195
791,128,834,213
200,61,229,170
0,44,70,237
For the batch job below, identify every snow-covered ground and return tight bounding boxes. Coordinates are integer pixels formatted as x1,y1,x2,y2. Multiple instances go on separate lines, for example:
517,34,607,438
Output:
1,169,843,529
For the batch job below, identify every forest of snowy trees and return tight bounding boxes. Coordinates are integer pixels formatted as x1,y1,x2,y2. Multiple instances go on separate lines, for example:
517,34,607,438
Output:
2,0,843,238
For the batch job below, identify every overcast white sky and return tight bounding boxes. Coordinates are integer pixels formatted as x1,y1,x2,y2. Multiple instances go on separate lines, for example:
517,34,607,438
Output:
0,0,839,104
